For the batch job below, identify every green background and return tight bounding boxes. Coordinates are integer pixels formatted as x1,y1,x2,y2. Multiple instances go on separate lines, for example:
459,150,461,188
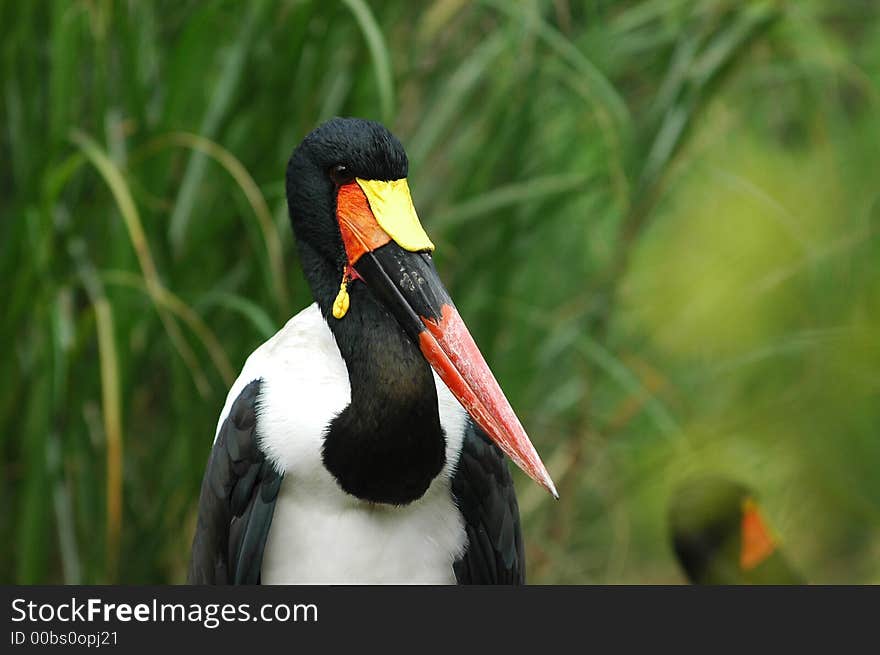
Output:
2,0,879,584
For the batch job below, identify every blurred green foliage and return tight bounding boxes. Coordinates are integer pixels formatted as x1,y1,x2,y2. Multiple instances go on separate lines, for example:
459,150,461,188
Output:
2,0,879,584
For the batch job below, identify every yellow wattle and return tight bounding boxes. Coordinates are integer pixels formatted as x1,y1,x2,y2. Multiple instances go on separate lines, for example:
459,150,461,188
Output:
332,280,350,319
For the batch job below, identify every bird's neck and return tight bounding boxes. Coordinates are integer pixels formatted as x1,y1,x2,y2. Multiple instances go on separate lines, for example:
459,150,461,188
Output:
300,244,446,505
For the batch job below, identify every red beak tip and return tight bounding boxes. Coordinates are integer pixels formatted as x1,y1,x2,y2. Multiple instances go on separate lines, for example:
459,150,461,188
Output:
544,476,559,500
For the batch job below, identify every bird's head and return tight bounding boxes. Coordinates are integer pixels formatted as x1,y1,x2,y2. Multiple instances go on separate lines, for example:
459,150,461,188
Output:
286,117,556,498
669,476,780,583
286,118,409,272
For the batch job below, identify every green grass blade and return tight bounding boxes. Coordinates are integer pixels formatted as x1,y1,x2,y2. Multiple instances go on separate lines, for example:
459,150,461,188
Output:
145,131,290,316
432,172,591,230
197,291,279,341
68,239,123,583
166,1,269,253
342,0,395,122
70,129,213,396
102,270,236,386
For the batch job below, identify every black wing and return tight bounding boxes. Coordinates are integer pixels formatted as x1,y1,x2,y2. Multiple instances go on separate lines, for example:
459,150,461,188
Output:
451,419,525,584
188,379,283,584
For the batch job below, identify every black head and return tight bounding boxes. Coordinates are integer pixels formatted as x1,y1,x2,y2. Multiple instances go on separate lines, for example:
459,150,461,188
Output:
670,478,749,553
286,118,408,308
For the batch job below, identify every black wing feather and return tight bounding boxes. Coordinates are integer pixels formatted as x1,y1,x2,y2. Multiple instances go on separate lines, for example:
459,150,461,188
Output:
188,379,282,584
451,419,525,584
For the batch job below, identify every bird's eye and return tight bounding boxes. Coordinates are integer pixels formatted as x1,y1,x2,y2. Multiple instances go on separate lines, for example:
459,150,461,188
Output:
329,164,355,186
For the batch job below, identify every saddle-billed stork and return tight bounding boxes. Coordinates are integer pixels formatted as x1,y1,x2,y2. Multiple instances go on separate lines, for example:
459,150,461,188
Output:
188,118,556,584
669,476,803,584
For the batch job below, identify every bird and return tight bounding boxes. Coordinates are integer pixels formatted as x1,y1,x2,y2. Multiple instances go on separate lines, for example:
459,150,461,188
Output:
188,117,557,584
668,476,803,584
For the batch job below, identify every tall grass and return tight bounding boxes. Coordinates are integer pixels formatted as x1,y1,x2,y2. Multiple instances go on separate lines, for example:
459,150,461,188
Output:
2,0,879,583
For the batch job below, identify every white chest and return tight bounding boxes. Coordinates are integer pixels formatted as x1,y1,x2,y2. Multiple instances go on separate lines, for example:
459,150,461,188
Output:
261,479,464,584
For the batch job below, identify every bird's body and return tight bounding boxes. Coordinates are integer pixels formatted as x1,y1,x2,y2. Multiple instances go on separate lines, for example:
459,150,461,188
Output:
217,304,467,584
189,118,549,585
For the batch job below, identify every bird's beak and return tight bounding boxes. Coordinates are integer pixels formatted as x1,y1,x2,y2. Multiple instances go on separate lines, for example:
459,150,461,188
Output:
335,178,558,498
739,498,776,570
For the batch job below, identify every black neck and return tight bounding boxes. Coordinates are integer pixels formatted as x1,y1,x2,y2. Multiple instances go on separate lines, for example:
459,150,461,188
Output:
298,243,446,505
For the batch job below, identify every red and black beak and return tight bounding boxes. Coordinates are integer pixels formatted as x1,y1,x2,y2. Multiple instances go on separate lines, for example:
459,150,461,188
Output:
334,179,558,497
